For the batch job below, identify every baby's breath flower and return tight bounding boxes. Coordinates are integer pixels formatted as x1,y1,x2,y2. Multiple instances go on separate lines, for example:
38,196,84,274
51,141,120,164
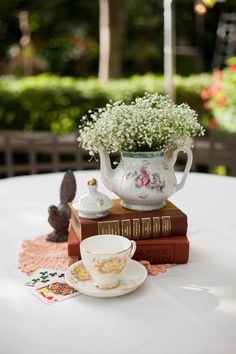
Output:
78,93,205,153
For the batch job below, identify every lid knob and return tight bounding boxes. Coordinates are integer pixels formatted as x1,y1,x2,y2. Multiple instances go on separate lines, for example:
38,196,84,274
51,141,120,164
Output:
87,178,97,186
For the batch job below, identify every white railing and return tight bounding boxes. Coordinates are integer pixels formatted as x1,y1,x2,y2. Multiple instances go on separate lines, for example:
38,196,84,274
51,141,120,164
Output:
0,129,236,178
0,131,99,178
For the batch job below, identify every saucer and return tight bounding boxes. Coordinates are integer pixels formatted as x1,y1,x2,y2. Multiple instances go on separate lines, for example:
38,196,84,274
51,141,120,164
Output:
65,259,148,298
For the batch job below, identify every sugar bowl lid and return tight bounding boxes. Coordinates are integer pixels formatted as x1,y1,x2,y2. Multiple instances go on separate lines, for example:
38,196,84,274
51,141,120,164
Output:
74,178,114,219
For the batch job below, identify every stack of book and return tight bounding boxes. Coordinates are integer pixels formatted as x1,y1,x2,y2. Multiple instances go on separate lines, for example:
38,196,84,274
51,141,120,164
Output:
68,199,189,264
67,199,189,265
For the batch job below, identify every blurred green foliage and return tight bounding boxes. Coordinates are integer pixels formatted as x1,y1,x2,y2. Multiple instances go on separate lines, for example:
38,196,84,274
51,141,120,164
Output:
1,0,235,77
0,73,212,132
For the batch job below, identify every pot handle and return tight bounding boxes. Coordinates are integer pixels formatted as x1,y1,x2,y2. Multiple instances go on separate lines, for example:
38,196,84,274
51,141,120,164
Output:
171,147,193,192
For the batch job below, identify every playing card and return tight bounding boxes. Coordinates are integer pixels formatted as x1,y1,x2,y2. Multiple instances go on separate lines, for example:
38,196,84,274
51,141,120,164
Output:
32,281,79,304
25,268,66,288
25,268,80,304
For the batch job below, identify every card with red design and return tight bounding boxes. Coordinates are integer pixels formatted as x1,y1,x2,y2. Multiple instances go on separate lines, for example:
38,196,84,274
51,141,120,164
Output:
25,268,79,304
32,281,79,304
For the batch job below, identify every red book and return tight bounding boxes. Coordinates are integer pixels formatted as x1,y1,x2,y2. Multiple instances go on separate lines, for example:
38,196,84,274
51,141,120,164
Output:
68,199,187,241
67,223,189,264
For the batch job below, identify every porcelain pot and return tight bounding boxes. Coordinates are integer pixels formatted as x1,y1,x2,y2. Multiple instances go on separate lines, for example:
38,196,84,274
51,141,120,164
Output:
99,148,192,211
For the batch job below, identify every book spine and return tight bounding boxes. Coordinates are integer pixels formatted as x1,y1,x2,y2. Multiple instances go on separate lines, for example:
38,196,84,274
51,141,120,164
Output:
133,241,189,264
68,224,189,264
77,214,187,241
68,224,81,257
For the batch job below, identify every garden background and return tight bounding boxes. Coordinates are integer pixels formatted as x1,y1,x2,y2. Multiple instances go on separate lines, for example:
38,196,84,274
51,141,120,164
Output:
0,0,236,177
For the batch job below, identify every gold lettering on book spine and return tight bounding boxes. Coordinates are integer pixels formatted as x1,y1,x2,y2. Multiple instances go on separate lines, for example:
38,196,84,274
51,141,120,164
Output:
142,218,152,238
98,220,120,235
153,217,161,237
161,216,171,236
132,219,141,239
121,219,131,238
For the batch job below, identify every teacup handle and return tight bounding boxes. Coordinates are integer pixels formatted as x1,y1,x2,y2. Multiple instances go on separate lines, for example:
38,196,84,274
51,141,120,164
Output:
130,240,137,258
171,147,193,192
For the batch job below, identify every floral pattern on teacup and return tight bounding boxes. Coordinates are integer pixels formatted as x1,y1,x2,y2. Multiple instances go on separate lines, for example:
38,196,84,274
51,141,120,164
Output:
71,263,91,281
94,256,127,274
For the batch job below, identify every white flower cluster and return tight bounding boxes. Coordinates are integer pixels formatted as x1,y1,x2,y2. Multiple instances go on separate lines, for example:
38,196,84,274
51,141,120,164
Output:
78,93,205,154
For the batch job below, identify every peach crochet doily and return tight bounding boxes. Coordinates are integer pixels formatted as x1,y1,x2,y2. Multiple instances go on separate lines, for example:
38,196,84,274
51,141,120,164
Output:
18,236,69,276
18,235,175,276
139,261,175,276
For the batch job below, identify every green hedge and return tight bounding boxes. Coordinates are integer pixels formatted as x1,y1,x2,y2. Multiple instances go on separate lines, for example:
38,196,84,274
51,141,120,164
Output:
0,73,212,132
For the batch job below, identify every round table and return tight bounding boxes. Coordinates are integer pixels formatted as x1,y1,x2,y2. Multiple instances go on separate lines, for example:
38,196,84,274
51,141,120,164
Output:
0,171,236,354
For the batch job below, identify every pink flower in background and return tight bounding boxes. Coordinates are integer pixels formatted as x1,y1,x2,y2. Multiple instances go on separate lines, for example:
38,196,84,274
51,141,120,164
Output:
201,60,236,132
135,170,151,188
210,81,223,95
209,118,217,128
203,101,211,110
230,64,236,72
201,88,210,100
213,70,224,80
218,95,228,107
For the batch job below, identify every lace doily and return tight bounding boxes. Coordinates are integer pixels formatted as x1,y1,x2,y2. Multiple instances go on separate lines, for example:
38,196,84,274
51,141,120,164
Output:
139,261,175,276
18,236,69,276
18,236,175,276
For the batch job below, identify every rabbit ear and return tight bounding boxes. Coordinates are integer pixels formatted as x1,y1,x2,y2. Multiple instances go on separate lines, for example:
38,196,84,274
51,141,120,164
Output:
60,170,76,204
48,205,57,213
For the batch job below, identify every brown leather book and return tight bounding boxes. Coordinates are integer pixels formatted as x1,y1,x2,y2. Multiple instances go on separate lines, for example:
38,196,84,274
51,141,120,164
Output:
67,223,189,264
68,199,187,241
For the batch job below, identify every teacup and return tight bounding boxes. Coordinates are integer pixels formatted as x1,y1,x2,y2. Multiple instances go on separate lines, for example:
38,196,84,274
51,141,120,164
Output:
80,235,136,290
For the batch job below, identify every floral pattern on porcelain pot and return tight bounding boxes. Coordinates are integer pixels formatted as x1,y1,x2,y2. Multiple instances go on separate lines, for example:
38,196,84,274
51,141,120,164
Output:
126,159,165,193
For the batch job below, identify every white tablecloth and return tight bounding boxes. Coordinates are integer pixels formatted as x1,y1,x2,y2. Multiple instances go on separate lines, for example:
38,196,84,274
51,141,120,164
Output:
0,171,236,354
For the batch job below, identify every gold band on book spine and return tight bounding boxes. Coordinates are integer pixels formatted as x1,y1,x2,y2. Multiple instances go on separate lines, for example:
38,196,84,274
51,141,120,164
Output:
121,219,132,238
161,216,171,236
153,217,161,237
98,220,120,235
132,219,141,240
141,218,152,239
